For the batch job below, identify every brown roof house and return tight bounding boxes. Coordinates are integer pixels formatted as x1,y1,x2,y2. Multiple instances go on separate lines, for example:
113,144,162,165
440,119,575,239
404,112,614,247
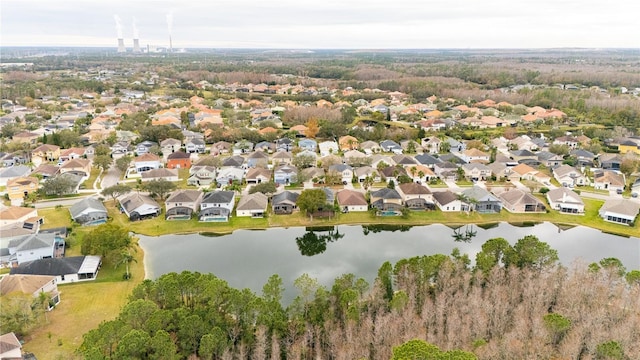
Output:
236,192,268,218
496,189,546,213
0,274,60,311
165,189,204,220
397,183,434,210
336,189,368,213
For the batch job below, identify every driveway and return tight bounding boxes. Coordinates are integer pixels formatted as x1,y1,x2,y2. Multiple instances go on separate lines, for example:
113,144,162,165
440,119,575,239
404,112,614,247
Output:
101,164,122,190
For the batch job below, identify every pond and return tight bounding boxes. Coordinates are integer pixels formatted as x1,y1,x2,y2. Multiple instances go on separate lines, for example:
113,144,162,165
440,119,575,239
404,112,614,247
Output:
139,222,640,302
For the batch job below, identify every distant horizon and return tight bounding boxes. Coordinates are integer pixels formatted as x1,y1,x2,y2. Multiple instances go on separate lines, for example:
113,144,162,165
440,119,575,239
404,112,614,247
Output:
3,0,639,50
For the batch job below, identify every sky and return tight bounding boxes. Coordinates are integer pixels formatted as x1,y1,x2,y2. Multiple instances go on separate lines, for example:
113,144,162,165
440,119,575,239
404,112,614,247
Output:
2,0,639,49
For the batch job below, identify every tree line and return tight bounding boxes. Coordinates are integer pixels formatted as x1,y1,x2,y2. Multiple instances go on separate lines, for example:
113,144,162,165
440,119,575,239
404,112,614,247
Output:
79,235,640,359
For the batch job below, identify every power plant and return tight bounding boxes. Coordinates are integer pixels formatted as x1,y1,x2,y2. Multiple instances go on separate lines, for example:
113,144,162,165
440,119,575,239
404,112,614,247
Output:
133,39,141,53
117,38,126,53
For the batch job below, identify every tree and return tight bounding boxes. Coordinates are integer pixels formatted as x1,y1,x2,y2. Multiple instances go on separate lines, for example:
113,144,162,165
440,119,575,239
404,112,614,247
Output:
249,182,277,195
506,235,559,269
41,175,76,196
543,313,571,345
625,270,640,285
475,237,513,274
391,339,442,360
119,250,137,280
81,223,134,265
296,189,328,218
150,330,179,360
116,155,132,173
292,154,315,169
198,328,228,360
93,154,113,171
548,144,570,156
596,341,625,360
102,183,132,202
305,118,320,138
143,179,177,200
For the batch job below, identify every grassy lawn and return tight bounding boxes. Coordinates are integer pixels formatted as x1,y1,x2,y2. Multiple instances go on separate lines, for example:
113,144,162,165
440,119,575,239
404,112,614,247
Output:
81,167,101,190
39,207,72,229
576,186,609,195
176,168,194,189
455,180,474,187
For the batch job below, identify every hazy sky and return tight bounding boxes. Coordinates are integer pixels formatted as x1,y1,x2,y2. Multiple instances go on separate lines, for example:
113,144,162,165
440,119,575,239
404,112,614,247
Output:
2,0,639,49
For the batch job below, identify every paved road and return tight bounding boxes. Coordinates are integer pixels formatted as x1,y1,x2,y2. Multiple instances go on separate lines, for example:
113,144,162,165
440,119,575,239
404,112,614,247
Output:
34,195,94,209
101,164,122,190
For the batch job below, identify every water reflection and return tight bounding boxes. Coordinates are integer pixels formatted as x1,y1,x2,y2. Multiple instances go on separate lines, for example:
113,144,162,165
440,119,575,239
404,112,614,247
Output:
296,226,345,256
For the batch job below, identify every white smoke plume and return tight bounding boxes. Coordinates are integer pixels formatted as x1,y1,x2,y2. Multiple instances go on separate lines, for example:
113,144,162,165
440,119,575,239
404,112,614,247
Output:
166,12,174,35
132,17,139,39
114,14,123,38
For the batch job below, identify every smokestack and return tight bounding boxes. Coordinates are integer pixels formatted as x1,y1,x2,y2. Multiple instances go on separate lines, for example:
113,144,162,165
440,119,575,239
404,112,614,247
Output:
169,36,173,53
117,38,126,53
133,39,141,53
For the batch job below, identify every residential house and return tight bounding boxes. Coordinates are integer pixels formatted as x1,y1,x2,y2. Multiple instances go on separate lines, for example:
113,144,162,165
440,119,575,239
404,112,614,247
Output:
69,197,108,225
119,193,161,221
379,166,408,184
392,154,418,166
433,190,469,212
401,140,422,153
236,192,268,217
140,168,179,182
187,165,217,186
370,188,403,211
338,135,359,151
135,140,157,156
598,199,639,225
0,206,38,227
380,140,403,154
59,147,86,162
537,151,564,168
553,165,589,187
200,191,235,221
397,182,434,210
510,149,538,163
246,167,272,184
459,148,490,163
405,164,436,184
632,178,640,196
319,141,339,156
497,189,546,213
343,150,369,166
185,138,206,154
553,136,579,149
222,155,245,168
211,141,232,155
275,138,294,152
433,162,459,181
462,186,502,213
301,167,325,183
336,189,368,212
446,138,466,153
298,138,317,152
546,187,584,214
165,189,204,220
0,274,60,311
271,151,294,165
0,332,22,359
618,139,640,155
7,232,57,265
10,255,102,284
461,163,491,181
215,167,244,186
360,140,382,155
328,164,354,184
255,141,276,153
487,162,511,180
247,151,270,168
31,144,61,166
7,176,39,206
421,136,442,154
510,163,539,182
11,131,39,145
160,138,182,154
110,141,131,159
272,191,300,214
599,153,623,170
414,153,441,168
370,154,396,170
0,165,31,187
133,153,161,173
354,166,380,183
166,151,191,169
593,170,625,192
274,164,298,185
59,158,91,178
570,149,596,168
1,152,29,167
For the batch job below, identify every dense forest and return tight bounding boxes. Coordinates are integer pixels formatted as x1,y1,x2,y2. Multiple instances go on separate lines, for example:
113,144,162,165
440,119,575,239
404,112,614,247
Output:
79,235,640,359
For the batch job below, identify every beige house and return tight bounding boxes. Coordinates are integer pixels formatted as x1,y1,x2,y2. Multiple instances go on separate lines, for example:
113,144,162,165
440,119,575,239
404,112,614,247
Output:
59,158,92,178
0,274,60,311
236,192,268,217
336,189,368,212
32,144,61,166
7,176,39,206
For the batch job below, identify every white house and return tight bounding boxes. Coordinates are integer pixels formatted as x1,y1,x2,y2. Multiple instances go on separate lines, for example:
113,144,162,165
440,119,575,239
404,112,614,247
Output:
10,256,102,284
318,141,339,157
133,153,161,173
546,187,584,214
599,199,640,225
432,190,469,212
119,193,161,221
7,233,56,265
200,191,236,221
